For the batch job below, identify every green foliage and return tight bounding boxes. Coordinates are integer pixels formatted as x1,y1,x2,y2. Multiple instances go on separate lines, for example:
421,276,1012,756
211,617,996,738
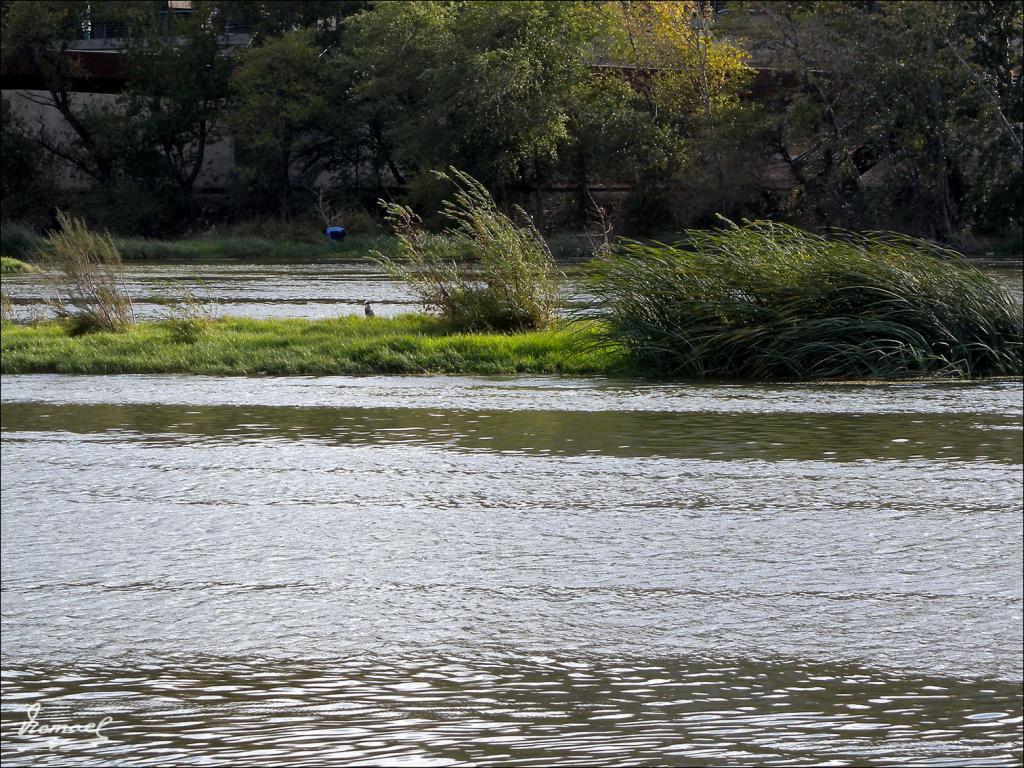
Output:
375,169,563,331
345,1,606,203
1,0,1018,243
228,29,333,218
343,0,753,227
120,2,232,223
41,211,135,333
1,2,230,234
757,0,1023,239
588,221,1023,380
163,288,213,344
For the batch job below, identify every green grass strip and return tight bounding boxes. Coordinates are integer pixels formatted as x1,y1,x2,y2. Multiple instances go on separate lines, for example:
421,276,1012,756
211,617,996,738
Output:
0,256,39,274
1,316,627,376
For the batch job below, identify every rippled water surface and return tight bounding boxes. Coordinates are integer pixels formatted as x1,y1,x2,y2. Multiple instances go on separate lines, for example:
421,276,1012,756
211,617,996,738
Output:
2,261,418,321
2,256,1019,321
2,373,1021,765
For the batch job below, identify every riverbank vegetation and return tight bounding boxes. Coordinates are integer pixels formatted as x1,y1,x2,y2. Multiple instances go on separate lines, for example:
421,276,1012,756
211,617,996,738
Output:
0,221,394,263
40,212,135,333
375,169,563,331
3,197,1021,381
588,222,1023,379
0,317,623,376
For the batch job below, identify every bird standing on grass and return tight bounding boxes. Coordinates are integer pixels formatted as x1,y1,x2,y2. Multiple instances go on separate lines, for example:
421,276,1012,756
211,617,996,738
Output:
364,301,375,318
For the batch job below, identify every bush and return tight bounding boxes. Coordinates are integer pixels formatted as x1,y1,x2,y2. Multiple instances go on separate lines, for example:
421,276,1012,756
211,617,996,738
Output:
0,222,45,260
340,209,382,235
588,220,1023,380
160,282,214,343
375,168,563,332
165,310,211,344
42,211,135,333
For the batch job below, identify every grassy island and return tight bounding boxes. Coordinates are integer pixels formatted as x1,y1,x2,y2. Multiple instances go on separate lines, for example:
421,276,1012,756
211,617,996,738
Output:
2,209,1019,382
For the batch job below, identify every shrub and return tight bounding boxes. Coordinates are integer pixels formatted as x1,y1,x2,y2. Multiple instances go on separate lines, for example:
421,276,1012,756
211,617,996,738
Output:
0,222,45,260
588,220,1023,380
42,211,135,333
340,209,381,235
375,168,563,331
162,283,214,343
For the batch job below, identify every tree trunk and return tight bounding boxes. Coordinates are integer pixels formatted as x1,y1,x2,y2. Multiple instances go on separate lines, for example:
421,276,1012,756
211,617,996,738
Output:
180,122,209,224
574,146,590,226
695,22,724,185
533,154,545,228
927,36,953,241
280,148,292,220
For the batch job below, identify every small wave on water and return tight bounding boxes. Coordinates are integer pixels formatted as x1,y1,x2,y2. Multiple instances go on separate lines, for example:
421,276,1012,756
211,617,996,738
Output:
2,653,1021,767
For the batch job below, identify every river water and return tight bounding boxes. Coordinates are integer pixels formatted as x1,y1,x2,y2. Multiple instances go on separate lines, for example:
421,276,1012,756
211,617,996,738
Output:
3,261,419,320
1,373,1021,765
3,257,1017,321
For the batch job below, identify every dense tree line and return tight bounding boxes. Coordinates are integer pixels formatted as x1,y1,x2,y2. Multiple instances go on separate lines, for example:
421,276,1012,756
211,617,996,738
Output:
1,0,1021,245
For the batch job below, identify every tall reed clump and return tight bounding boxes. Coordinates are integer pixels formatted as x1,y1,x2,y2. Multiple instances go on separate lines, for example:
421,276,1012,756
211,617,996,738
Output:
42,211,135,333
375,168,563,331
588,221,1023,380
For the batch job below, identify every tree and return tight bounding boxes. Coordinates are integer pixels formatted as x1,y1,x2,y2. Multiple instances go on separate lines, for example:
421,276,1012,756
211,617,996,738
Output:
344,1,607,218
341,1,754,230
756,0,1023,241
121,1,233,223
228,29,334,218
1,94,56,223
597,1,755,230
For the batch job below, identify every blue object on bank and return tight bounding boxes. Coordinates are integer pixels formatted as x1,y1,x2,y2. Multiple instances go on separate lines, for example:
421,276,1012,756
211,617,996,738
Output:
324,226,346,241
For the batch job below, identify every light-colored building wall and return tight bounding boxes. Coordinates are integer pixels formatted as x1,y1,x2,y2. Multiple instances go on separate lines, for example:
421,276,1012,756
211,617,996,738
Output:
4,88,237,193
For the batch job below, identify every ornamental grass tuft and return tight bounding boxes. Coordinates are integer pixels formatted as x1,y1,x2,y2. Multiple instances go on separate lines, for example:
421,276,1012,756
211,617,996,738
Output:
375,168,563,332
587,220,1022,380
42,211,135,334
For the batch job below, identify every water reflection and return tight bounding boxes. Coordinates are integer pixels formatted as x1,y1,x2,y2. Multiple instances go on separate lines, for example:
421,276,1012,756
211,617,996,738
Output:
2,654,1021,766
2,401,1021,463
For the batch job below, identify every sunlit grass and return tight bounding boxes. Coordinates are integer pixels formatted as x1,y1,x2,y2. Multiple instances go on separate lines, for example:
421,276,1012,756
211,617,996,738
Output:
0,256,38,274
0,315,626,376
